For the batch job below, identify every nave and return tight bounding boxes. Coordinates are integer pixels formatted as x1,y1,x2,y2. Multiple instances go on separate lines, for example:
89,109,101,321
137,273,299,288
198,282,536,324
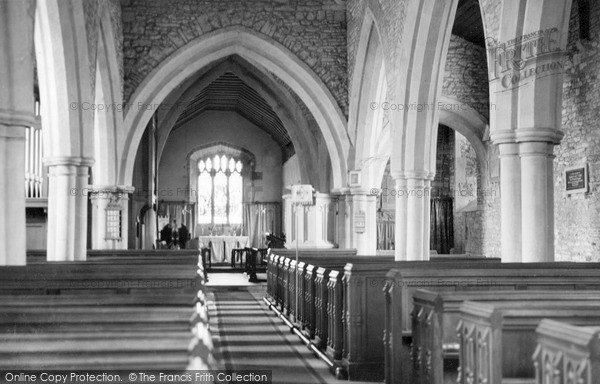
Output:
207,282,373,384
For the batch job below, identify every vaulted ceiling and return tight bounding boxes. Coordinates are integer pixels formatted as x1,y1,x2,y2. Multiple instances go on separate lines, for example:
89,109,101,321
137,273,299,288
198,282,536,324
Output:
173,72,294,160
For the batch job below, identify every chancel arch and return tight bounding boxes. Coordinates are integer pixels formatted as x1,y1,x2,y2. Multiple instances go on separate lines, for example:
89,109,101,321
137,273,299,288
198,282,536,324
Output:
120,27,350,191
153,57,319,190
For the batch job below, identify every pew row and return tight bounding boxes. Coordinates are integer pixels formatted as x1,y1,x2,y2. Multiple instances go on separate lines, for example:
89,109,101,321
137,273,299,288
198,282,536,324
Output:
0,250,214,370
533,319,600,384
266,253,499,380
457,301,600,384
0,263,202,294
378,262,600,383
411,289,600,384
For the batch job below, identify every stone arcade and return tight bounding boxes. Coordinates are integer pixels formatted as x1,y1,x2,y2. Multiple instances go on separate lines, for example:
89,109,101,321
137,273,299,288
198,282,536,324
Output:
0,0,599,383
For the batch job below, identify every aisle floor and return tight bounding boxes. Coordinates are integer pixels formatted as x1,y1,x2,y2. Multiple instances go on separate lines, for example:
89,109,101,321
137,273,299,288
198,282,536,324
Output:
206,275,376,384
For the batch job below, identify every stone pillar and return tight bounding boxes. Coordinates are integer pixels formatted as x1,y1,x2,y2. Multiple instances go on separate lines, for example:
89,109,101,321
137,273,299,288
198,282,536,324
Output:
89,185,135,250
45,157,92,261
405,178,431,261
498,143,522,262
0,127,27,265
74,160,93,260
494,137,560,263
393,175,431,261
393,176,407,261
143,207,157,250
333,192,351,249
520,142,554,262
0,0,35,265
338,190,377,256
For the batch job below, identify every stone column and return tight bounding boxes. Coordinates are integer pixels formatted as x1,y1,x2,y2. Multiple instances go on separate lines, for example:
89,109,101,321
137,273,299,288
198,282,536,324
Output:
342,190,378,256
332,192,351,249
89,185,135,250
74,159,93,260
498,143,522,262
405,177,431,261
45,157,92,261
0,127,27,265
520,142,555,262
393,175,432,261
393,176,407,261
0,0,35,265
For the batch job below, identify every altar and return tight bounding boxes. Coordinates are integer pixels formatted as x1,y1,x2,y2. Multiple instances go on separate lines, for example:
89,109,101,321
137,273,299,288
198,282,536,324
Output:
197,236,249,263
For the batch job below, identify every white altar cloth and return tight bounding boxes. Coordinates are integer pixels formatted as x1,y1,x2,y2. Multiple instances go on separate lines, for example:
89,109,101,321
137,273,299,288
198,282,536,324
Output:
198,236,249,263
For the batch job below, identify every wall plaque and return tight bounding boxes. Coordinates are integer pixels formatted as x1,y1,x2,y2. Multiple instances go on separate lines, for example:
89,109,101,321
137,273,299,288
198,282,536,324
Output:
565,164,588,194
354,211,366,233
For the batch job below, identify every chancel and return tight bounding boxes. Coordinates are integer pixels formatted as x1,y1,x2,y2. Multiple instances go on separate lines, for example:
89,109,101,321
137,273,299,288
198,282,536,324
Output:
0,0,599,383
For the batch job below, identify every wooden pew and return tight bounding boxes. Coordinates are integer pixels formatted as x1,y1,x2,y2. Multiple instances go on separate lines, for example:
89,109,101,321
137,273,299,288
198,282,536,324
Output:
27,249,201,263
273,255,392,341
383,264,600,384
0,251,212,370
0,331,193,369
411,289,600,384
457,301,600,384
270,253,489,323
0,263,202,295
266,248,358,305
532,319,600,384
268,254,498,363
341,262,600,383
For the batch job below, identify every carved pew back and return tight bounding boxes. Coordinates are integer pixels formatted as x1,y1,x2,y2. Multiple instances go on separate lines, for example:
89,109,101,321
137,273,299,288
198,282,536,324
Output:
343,258,500,381
412,289,600,384
533,319,600,384
458,301,600,384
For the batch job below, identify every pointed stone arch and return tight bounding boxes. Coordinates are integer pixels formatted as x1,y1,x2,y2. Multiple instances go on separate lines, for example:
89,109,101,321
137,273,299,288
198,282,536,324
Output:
92,4,122,185
348,8,391,190
153,57,318,189
389,0,460,260
120,27,349,190
34,0,94,261
35,0,93,159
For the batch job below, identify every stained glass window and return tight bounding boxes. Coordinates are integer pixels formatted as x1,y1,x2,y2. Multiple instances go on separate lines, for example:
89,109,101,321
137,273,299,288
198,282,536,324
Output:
197,154,244,225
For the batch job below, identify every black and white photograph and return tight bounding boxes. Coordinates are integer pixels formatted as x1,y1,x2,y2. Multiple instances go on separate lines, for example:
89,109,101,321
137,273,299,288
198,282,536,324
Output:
0,0,598,383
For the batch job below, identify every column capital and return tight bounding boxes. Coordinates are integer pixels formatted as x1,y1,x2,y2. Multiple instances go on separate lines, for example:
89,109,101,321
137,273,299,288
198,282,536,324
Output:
497,142,520,157
519,141,555,157
44,156,95,167
87,185,135,194
490,128,564,145
334,187,377,196
389,171,435,181
0,109,36,128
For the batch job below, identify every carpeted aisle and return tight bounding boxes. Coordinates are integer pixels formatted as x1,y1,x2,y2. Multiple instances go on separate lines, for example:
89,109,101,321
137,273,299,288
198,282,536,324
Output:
208,287,362,384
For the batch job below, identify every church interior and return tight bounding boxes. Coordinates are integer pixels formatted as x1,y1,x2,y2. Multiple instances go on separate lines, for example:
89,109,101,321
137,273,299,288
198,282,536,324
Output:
1,0,600,383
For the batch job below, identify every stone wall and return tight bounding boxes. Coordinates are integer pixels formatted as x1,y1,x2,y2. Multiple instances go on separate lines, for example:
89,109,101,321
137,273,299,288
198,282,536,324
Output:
121,0,348,116
442,34,490,120
158,110,283,204
554,0,600,261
